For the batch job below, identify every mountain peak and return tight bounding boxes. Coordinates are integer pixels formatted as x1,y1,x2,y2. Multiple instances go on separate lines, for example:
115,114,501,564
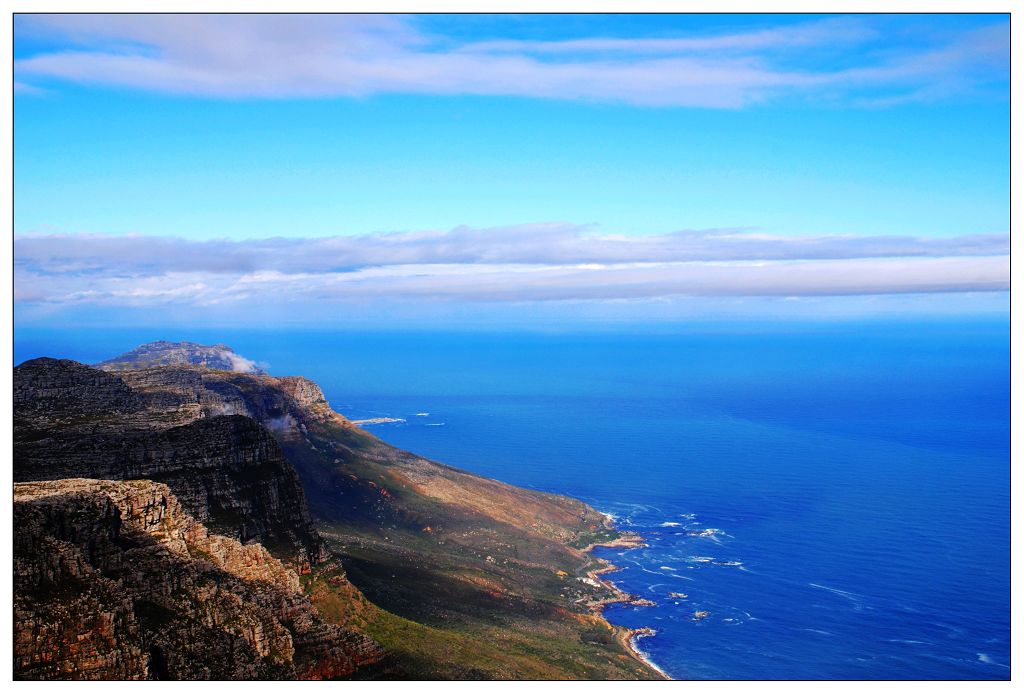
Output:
97,340,266,374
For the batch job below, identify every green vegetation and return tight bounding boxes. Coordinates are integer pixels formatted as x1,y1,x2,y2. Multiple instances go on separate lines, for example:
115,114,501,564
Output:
285,410,660,679
305,567,653,680
570,527,620,549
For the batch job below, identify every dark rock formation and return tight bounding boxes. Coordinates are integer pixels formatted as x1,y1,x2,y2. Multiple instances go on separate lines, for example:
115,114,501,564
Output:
14,357,141,414
15,359,328,568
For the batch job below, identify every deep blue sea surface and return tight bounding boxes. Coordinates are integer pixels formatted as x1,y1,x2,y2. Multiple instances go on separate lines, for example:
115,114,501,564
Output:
15,320,1010,680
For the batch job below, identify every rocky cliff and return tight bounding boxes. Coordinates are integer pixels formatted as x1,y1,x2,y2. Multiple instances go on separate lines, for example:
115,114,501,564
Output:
14,357,141,415
14,479,382,680
15,359,327,569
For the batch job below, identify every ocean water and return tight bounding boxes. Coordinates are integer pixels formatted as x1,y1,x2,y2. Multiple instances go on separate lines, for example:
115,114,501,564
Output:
14,320,1010,680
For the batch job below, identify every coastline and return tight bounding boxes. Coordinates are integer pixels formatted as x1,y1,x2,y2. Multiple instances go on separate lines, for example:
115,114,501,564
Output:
581,518,672,680
622,628,672,680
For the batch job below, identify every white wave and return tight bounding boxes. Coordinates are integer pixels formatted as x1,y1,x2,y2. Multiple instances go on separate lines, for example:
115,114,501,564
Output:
660,521,681,527
977,653,1009,668
805,628,832,636
808,583,859,599
628,632,672,679
414,412,430,416
687,556,714,563
425,422,446,426
688,528,725,537
808,583,867,611
934,622,966,637
687,528,729,544
659,566,677,571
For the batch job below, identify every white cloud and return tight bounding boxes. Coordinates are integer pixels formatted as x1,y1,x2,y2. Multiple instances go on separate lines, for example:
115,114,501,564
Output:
223,352,261,374
14,225,1008,278
461,16,878,55
14,224,1008,310
14,14,1008,107
13,239,1009,310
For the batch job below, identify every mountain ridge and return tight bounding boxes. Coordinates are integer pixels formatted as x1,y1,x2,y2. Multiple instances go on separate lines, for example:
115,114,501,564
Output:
97,340,266,374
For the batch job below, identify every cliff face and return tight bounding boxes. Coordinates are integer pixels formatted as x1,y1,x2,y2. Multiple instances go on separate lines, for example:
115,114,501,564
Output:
15,360,328,568
14,357,141,415
14,479,382,680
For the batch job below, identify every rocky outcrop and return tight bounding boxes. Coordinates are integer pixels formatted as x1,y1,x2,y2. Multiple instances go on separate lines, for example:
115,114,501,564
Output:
97,341,265,374
15,360,329,568
14,357,141,415
275,376,342,423
99,367,355,440
14,479,384,680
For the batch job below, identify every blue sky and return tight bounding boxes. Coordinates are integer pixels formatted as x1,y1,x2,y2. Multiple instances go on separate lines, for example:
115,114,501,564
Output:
13,13,1010,328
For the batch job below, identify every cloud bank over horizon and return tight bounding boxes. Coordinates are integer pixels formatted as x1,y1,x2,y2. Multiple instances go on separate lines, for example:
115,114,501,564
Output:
15,226,1009,315
15,14,1008,107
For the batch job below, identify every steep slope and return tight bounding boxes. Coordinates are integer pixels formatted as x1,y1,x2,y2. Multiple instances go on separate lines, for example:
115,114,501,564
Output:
14,479,383,680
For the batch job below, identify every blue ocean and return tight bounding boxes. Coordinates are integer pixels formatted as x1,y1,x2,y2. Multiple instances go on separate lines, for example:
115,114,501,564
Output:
15,320,1010,680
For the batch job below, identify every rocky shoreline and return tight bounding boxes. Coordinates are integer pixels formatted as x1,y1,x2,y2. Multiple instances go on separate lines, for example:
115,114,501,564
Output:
582,527,671,680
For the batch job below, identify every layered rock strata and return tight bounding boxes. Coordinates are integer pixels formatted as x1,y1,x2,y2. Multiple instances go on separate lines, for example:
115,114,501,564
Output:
14,479,383,680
